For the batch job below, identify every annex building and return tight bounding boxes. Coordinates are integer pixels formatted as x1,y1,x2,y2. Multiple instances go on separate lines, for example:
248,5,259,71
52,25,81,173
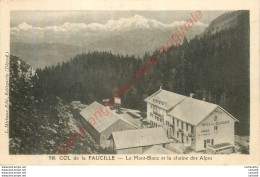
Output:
109,127,170,154
80,101,136,148
145,88,239,151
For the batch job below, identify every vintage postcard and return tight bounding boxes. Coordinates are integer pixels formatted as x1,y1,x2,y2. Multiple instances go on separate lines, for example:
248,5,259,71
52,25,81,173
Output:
0,0,259,165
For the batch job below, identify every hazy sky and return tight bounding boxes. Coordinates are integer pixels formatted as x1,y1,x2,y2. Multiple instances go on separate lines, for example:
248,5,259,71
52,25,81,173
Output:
11,11,229,27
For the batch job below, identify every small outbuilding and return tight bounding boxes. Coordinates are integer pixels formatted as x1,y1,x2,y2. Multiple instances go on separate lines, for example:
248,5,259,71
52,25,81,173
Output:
109,127,170,154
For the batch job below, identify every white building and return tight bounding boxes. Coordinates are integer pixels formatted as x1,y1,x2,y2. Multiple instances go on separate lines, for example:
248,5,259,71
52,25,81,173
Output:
108,127,170,154
145,88,239,152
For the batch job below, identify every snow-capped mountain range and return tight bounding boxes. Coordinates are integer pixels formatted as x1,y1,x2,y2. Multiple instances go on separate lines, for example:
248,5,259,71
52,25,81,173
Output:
12,14,207,33
11,14,208,68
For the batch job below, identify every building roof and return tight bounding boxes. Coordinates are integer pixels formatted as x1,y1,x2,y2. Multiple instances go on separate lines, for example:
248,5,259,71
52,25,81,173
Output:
110,127,169,150
145,89,186,110
109,108,141,128
168,97,218,125
145,88,239,126
80,101,120,133
143,145,175,154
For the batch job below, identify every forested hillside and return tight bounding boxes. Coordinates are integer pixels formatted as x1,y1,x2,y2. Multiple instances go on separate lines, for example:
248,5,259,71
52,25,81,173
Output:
9,56,114,154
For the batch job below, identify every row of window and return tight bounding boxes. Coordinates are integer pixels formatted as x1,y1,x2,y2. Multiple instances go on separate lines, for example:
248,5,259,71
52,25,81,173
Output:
155,115,163,122
175,118,193,133
153,99,164,105
176,131,194,143
150,120,195,143
150,112,194,134
150,120,162,127
150,113,164,122
151,104,163,113
150,112,165,122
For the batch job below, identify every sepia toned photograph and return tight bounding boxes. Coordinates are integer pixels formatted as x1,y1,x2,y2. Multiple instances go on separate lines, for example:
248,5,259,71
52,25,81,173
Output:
9,10,250,156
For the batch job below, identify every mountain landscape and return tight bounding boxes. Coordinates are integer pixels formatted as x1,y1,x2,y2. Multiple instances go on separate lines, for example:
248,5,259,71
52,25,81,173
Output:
11,14,207,68
9,10,250,154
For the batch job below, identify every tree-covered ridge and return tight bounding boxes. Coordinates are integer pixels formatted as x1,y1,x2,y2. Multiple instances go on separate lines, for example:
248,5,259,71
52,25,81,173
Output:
9,56,114,154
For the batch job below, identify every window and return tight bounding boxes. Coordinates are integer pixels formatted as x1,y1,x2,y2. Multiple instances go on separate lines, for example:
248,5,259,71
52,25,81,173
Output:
191,126,194,134
214,116,217,121
150,112,153,117
214,126,218,131
186,136,189,141
177,131,179,138
207,139,210,143
177,120,179,127
181,122,184,130
186,123,188,131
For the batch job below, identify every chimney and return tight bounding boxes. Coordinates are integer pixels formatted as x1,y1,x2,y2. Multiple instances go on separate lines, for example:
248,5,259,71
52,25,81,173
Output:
202,97,206,101
190,93,194,98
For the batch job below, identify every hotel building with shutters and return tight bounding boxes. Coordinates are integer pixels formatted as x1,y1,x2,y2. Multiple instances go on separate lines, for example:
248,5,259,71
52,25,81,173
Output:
145,88,239,151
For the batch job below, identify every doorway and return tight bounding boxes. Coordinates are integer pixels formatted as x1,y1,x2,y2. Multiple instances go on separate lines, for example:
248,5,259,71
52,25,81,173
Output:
204,139,214,148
